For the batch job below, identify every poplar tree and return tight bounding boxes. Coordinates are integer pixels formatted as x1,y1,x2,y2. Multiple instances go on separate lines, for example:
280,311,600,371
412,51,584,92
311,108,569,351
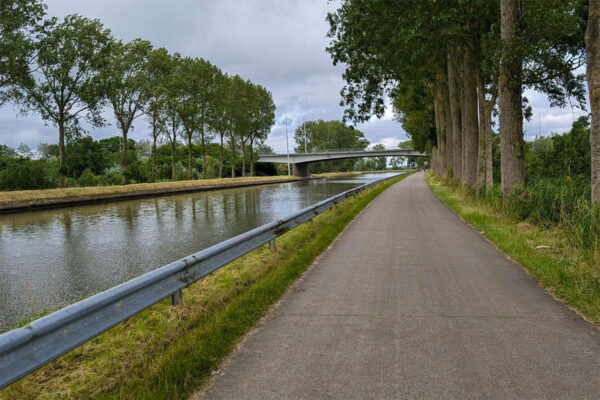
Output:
175,57,220,179
145,48,170,182
588,0,600,203
104,38,153,183
18,15,112,187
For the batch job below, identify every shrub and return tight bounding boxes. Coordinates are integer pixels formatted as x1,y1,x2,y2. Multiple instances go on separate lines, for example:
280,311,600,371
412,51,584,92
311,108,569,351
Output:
78,168,99,187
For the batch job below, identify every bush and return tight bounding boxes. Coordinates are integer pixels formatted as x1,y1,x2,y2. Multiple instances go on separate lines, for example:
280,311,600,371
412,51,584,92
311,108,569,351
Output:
78,168,99,187
0,158,58,190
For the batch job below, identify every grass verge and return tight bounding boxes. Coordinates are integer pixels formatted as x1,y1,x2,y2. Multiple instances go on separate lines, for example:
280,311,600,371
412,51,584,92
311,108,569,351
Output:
1,172,411,399
0,176,302,208
427,174,600,325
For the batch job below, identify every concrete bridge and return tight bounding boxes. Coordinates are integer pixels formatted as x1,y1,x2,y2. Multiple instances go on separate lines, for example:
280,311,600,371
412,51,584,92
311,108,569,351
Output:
257,148,427,177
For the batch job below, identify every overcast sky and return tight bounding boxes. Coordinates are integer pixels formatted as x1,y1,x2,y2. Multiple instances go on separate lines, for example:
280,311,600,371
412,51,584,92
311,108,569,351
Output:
0,0,588,152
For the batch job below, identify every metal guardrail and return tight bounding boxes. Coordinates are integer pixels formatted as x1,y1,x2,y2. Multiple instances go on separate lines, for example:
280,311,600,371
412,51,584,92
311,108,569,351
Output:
258,148,421,156
0,173,402,390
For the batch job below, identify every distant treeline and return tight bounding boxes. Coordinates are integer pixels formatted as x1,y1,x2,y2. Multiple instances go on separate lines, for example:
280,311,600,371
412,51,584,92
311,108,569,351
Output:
0,1,275,188
0,118,422,190
0,137,280,190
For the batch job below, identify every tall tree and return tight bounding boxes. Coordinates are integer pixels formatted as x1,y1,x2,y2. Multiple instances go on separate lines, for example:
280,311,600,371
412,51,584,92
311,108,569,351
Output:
175,57,220,180
499,0,526,197
161,53,182,181
211,73,231,178
17,15,112,187
226,75,248,178
462,44,479,186
589,0,600,203
237,79,253,177
247,84,275,176
0,0,45,101
447,53,462,181
145,48,170,182
104,38,153,183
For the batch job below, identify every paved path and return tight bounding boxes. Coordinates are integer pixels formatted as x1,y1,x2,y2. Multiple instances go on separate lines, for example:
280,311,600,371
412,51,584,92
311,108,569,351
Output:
198,173,600,399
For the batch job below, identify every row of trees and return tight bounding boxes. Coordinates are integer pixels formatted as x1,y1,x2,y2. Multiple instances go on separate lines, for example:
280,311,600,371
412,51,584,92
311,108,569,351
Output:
0,136,278,190
327,0,598,202
0,1,275,187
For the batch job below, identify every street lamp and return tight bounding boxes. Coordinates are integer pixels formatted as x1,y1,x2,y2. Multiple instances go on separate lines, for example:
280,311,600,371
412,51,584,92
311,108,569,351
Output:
285,112,290,176
303,122,307,154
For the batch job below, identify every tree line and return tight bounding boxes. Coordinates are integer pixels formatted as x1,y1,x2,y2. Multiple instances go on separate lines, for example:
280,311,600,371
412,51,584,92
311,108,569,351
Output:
327,0,599,203
0,1,276,188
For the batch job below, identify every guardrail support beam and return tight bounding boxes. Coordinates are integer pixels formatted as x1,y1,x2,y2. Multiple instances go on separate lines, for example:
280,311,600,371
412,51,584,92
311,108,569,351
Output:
269,239,276,250
171,289,183,306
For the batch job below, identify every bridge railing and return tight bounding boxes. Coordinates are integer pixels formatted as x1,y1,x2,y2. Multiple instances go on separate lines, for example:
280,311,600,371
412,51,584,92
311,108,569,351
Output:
259,148,418,156
0,173,402,390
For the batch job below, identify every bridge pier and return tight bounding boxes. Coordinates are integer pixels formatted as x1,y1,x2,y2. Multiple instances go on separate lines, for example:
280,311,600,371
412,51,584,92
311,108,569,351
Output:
292,163,310,177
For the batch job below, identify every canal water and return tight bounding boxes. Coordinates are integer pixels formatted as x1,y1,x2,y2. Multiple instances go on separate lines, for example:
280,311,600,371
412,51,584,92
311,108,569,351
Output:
0,173,398,330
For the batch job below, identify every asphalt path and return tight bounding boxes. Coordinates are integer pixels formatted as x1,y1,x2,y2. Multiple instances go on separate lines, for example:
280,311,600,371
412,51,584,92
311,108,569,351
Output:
197,172,600,399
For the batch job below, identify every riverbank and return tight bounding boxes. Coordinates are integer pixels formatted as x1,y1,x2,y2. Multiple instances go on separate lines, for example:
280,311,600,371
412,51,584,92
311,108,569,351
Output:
0,171,403,213
0,172,412,399
427,174,600,326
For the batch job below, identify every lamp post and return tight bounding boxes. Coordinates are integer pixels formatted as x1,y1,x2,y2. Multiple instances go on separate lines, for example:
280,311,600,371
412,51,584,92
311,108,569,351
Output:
285,112,290,176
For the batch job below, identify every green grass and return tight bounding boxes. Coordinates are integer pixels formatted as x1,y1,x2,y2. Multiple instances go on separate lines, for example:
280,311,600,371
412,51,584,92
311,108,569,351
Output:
427,174,600,325
1,172,412,400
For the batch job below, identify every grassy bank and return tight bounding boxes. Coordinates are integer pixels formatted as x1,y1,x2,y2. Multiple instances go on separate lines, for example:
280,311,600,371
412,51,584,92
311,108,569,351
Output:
0,171,403,211
1,173,411,399
427,174,600,325
0,176,302,208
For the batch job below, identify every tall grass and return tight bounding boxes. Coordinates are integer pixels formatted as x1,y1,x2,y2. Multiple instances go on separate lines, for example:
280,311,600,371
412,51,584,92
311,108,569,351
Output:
440,176,600,262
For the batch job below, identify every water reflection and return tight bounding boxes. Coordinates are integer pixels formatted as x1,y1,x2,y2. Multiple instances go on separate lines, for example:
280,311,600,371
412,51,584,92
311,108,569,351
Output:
0,173,397,329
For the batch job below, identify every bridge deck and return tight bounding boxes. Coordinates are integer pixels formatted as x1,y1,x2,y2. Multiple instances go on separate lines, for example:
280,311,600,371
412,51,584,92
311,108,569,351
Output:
257,149,427,165
197,173,600,399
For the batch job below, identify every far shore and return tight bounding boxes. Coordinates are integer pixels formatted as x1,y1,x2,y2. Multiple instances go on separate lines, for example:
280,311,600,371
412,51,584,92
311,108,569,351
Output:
0,170,405,213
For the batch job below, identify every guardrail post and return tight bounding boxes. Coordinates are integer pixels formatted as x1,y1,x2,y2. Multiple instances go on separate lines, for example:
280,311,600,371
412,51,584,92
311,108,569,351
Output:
171,289,183,305
269,239,276,250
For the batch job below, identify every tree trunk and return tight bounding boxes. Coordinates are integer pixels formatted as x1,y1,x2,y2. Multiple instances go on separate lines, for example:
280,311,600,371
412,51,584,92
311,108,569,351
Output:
588,0,600,203
434,74,446,178
219,133,224,178
201,126,207,179
499,0,526,197
462,46,479,187
476,74,487,188
448,53,462,182
442,68,454,177
230,143,236,178
122,126,129,184
151,131,157,183
485,94,496,189
171,117,177,181
58,120,66,188
249,138,254,177
241,142,246,177
187,133,193,180
171,138,176,181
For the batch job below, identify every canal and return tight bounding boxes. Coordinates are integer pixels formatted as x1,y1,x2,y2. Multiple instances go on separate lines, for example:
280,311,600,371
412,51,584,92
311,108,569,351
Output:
0,173,398,330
